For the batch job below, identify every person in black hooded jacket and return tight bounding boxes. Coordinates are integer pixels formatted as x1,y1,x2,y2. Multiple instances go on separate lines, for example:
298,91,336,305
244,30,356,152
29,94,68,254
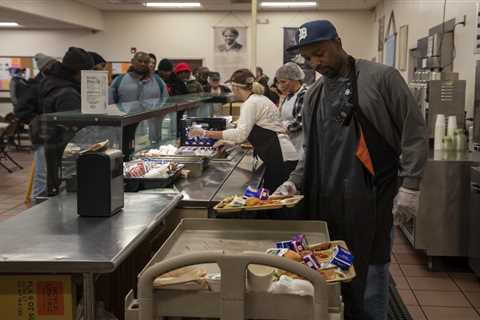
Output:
39,47,94,115
32,47,94,200
157,58,188,96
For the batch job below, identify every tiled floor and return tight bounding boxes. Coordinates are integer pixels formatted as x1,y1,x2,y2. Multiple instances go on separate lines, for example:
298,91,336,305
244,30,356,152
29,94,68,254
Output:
392,229,480,320
1,151,480,320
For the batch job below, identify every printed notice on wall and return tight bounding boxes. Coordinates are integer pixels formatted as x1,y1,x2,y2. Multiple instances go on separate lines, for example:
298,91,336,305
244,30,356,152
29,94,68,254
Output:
81,70,108,114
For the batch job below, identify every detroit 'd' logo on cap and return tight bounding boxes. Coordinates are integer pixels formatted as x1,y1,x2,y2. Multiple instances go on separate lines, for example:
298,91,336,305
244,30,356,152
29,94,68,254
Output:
298,27,308,43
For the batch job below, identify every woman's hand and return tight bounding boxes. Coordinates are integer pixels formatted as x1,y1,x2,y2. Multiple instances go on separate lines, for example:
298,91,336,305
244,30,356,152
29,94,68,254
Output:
188,128,205,138
213,140,226,149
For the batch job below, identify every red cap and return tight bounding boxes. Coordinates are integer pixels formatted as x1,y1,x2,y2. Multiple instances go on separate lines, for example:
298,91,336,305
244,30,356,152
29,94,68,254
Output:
175,62,191,74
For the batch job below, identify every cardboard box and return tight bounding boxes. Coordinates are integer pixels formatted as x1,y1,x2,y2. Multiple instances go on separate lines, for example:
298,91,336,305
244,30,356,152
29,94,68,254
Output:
0,275,75,320
221,103,241,117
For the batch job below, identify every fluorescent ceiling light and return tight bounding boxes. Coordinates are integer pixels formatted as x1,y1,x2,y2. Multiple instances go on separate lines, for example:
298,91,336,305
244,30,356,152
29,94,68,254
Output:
0,22,20,27
260,2,317,8
144,2,202,8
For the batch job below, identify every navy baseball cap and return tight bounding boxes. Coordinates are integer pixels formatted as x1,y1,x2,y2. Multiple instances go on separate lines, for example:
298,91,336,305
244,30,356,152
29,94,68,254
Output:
287,20,338,51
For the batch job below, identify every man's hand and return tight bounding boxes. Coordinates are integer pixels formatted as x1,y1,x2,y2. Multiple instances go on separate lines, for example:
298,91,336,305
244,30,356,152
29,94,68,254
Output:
393,187,420,225
272,181,298,198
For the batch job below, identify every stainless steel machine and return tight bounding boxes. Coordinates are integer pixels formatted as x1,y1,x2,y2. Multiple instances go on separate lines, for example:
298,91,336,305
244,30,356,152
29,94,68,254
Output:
469,167,480,277
473,61,480,150
402,19,478,269
408,18,466,139
399,151,480,269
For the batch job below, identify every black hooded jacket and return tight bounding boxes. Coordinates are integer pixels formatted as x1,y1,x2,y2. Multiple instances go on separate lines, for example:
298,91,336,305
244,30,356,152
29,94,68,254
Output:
31,62,81,144
159,72,188,96
39,62,81,114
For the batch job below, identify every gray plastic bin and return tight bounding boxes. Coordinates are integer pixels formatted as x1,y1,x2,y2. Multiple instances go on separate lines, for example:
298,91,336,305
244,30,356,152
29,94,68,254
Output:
126,219,344,320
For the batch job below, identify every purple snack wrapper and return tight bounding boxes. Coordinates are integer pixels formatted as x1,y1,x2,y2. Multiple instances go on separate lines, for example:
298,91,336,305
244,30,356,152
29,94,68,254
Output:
303,254,321,270
259,188,270,200
292,234,309,251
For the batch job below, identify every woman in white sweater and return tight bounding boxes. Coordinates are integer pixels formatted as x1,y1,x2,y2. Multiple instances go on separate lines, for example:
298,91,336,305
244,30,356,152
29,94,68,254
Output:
189,68,298,192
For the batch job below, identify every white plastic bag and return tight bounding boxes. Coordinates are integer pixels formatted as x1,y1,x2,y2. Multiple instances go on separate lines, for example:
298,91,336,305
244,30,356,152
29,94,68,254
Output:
269,275,314,296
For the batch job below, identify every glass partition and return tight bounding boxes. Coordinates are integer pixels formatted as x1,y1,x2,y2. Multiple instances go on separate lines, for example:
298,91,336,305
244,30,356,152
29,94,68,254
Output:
41,93,217,194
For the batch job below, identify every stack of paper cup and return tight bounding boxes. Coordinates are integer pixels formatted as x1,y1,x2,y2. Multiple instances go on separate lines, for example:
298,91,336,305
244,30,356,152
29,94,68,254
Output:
434,114,446,150
246,264,274,292
447,116,458,137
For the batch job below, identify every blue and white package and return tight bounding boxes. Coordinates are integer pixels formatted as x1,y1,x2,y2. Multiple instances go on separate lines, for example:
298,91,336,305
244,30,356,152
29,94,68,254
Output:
330,246,354,270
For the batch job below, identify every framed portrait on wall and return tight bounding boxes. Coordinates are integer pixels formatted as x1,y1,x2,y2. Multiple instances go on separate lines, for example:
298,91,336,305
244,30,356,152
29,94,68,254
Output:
213,26,248,81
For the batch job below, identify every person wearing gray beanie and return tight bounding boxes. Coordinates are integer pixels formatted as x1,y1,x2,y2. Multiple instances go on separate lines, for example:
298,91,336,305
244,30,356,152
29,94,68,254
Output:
34,53,56,73
275,62,308,153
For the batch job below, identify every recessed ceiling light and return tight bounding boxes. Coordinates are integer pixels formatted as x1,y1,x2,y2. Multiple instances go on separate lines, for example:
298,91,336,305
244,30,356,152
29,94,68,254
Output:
0,22,20,27
144,2,202,8
260,2,317,8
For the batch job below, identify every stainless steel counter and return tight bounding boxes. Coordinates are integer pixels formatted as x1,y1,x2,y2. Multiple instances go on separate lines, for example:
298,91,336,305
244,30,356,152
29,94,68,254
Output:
174,148,251,207
212,152,264,203
469,167,480,276
400,151,480,268
0,192,181,273
429,150,480,162
0,192,182,320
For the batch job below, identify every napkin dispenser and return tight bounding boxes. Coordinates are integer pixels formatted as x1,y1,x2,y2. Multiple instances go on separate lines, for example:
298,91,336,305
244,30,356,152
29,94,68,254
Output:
77,149,124,217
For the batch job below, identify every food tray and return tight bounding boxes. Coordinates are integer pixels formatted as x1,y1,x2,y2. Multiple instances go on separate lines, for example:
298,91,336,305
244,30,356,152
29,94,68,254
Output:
213,195,304,213
297,240,356,284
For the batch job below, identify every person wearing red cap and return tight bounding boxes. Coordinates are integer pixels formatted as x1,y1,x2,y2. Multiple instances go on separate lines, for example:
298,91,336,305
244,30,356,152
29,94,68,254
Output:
175,62,203,94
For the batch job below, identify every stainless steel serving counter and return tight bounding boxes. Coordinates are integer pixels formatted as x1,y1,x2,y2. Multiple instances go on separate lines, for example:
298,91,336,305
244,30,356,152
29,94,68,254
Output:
0,192,182,320
174,148,262,208
212,152,264,203
400,150,480,269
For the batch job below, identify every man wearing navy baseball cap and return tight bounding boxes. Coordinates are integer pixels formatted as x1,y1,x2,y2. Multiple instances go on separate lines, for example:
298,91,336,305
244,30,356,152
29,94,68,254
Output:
273,20,428,320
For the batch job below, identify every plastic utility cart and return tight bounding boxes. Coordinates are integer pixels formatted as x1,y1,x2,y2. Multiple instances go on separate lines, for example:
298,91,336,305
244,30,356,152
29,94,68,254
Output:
125,219,345,320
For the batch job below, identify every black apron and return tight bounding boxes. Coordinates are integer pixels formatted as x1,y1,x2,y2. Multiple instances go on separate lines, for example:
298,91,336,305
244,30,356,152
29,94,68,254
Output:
247,124,292,193
302,58,399,320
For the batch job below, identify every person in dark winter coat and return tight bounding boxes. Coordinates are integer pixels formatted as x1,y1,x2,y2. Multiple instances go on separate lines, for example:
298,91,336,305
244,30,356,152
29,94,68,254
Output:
33,47,94,200
40,47,94,114
88,51,107,71
157,58,188,96
205,72,231,96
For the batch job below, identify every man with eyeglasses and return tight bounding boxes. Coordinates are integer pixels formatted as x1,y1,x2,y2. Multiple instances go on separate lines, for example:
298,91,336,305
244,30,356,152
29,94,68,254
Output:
273,20,427,320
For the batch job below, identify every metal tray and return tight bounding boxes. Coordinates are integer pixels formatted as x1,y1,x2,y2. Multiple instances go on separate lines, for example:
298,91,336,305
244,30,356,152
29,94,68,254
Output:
138,155,208,178
124,168,182,192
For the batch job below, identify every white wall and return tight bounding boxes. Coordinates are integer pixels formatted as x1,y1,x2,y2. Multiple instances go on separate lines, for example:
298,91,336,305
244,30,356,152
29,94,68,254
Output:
0,0,104,30
373,0,478,116
0,10,374,81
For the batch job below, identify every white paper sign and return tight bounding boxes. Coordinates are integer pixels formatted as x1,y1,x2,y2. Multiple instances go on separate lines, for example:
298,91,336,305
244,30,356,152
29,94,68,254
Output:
81,70,108,114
